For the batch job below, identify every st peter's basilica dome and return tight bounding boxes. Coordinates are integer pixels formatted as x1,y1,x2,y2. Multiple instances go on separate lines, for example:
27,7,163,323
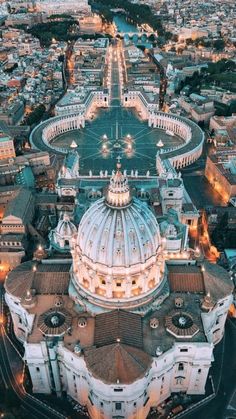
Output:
70,165,165,312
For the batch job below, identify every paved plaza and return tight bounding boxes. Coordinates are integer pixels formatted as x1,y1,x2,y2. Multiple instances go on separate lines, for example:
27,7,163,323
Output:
52,106,184,175
50,43,184,175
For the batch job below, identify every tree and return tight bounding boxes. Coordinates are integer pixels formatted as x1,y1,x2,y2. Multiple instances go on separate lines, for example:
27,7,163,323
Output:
229,100,236,115
25,104,46,126
213,39,225,51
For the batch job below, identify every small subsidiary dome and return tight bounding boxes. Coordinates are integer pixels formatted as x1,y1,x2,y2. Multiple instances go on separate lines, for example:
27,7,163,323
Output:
56,213,77,238
49,213,77,252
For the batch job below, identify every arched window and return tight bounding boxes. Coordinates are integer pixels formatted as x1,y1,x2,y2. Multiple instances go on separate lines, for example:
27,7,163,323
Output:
178,362,184,371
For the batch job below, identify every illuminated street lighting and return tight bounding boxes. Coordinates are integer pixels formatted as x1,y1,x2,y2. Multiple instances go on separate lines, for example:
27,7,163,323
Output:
156,139,164,148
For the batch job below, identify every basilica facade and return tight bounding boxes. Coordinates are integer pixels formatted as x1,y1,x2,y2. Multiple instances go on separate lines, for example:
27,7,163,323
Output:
5,163,233,419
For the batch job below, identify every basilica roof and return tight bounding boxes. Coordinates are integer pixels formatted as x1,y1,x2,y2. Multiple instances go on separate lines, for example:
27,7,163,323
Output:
4,255,234,383
167,262,233,302
84,343,152,385
94,310,143,349
5,261,70,298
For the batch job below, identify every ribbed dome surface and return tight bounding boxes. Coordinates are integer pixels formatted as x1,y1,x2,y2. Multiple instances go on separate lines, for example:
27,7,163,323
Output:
77,197,160,267
55,213,77,238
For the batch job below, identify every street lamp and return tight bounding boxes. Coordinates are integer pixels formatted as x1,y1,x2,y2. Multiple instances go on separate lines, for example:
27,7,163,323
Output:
156,139,164,148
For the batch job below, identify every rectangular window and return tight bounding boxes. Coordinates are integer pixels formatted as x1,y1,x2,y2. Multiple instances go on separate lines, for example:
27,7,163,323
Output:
114,388,123,392
143,397,150,407
115,402,122,410
180,348,188,352
178,363,184,371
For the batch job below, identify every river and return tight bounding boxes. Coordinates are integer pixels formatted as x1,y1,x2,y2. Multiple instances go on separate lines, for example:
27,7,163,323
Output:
113,15,153,48
113,15,138,33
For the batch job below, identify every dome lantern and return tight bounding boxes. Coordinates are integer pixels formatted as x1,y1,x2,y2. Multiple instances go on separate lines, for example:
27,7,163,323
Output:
106,162,131,208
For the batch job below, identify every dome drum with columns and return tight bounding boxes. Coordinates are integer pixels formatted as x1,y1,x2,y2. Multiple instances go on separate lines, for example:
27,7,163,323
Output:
70,165,167,311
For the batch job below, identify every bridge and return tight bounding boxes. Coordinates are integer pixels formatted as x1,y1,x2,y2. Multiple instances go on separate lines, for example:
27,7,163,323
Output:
115,31,159,42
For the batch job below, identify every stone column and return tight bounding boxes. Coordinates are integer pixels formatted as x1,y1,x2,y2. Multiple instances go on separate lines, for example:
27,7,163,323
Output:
141,271,149,293
126,276,132,298
106,275,113,298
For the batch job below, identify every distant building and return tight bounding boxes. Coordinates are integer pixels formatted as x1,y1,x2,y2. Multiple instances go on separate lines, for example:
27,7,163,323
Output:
35,0,91,15
15,166,35,188
1,188,35,234
205,150,236,202
0,151,55,187
0,128,15,160
0,100,24,125
0,233,26,271
178,97,215,124
178,27,209,41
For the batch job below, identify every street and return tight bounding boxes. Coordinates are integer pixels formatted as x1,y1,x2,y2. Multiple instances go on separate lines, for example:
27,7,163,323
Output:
185,318,236,419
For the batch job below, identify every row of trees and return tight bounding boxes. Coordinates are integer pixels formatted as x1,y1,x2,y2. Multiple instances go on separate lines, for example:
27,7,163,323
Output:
185,37,226,51
28,18,79,47
176,59,236,98
24,104,46,126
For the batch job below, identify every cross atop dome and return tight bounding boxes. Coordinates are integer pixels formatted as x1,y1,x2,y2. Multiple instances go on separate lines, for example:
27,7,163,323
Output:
106,158,131,208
